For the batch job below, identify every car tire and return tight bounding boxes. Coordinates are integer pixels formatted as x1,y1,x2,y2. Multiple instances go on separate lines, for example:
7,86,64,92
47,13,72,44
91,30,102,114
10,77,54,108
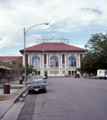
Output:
44,89,47,93
28,91,31,94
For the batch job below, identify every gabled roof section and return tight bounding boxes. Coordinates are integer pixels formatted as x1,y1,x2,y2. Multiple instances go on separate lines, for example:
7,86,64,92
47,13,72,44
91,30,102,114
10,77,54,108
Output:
0,56,22,62
20,43,85,53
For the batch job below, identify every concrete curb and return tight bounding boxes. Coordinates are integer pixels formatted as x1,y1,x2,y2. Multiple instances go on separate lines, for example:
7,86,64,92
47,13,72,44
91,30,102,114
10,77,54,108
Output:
0,86,28,119
13,86,28,103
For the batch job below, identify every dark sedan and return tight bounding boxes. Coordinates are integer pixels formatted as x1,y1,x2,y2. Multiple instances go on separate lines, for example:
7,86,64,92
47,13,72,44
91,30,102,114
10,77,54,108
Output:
28,78,46,94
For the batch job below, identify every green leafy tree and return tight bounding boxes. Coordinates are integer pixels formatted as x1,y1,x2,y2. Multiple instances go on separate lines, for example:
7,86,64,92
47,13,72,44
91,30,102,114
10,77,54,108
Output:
22,64,36,75
82,51,98,77
81,33,107,77
76,67,84,74
85,33,107,55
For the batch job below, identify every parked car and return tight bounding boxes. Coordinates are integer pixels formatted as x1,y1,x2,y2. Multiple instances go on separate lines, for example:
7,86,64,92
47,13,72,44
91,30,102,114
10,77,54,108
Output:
28,77,47,94
32,75,43,79
33,75,48,79
74,74,80,78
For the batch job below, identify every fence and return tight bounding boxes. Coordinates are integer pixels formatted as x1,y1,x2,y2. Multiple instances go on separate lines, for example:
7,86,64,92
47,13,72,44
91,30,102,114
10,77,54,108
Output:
0,74,22,87
0,74,7,87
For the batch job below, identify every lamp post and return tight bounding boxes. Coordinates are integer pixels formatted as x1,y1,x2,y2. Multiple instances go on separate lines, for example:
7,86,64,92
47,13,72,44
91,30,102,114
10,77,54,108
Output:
24,23,49,86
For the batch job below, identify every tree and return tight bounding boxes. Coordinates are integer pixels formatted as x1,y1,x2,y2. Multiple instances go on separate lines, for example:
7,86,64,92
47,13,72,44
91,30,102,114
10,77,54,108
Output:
82,51,98,77
22,64,35,75
80,33,107,77
76,67,84,74
85,33,107,59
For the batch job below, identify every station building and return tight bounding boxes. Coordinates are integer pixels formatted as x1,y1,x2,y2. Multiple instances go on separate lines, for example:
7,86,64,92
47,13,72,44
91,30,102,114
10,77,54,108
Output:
20,43,85,77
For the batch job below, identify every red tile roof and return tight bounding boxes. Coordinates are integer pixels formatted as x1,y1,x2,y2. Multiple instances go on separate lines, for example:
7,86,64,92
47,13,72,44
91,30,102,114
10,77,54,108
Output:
0,56,22,62
20,43,85,52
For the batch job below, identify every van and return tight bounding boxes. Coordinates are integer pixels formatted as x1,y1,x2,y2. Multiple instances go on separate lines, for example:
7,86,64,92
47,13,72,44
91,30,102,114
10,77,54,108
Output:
97,69,107,79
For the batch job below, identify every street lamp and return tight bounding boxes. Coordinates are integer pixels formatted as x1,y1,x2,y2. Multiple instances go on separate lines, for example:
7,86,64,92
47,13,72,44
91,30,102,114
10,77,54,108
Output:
24,23,49,86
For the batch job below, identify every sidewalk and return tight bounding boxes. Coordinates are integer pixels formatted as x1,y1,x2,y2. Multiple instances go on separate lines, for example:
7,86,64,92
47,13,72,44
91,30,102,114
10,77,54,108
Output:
0,78,29,119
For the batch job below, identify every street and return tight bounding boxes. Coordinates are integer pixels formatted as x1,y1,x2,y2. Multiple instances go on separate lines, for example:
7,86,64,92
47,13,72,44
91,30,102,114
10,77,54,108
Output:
18,77,107,120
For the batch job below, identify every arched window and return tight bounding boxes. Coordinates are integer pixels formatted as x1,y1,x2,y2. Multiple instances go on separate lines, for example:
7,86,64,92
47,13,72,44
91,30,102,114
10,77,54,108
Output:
50,56,58,67
68,56,76,67
32,56,40,68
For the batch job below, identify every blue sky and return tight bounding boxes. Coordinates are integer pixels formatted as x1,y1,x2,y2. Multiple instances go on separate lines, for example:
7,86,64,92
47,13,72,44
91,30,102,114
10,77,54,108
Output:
0,0,107,56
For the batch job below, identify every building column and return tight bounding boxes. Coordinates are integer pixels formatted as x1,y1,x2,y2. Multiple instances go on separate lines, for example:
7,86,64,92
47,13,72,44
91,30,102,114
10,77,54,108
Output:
65,54,66,68
78,54,80,68
29,53,32,65
59,53,62,68
28,53,30,65
42,53,44,69
76,53,78,68
23,54,25,66
58,53,60,68
40,53,42,68
47,54,48,68
61,53,62,68
31,53,33,66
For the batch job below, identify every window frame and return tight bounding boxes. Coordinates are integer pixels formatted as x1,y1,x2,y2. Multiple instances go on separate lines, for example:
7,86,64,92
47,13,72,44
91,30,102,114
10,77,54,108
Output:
68,56,76,67
50,56,59,67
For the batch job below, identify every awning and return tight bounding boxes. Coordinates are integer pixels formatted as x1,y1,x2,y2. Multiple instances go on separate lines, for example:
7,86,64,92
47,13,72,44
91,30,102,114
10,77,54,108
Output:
0,65,11,70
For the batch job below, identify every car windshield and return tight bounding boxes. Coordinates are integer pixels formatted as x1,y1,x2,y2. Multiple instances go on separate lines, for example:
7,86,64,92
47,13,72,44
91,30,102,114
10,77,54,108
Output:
32,76,43,79
29,78,44,84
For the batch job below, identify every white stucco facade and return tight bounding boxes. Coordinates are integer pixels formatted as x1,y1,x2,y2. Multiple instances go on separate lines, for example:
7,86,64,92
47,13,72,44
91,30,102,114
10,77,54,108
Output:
22,51,84,77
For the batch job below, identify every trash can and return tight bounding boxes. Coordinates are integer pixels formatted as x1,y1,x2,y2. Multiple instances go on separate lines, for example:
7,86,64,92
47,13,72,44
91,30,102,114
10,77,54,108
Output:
19,80,23,84
3,84,10,94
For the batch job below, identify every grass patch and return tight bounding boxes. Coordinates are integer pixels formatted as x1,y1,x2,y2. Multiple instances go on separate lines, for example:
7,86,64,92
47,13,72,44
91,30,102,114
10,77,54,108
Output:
0,86,23,89
11,86,23,89
0,95,9,101
0,87,3,89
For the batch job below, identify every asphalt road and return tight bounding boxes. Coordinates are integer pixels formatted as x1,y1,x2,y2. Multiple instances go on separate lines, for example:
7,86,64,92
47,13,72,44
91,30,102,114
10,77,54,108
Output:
18,77,107,120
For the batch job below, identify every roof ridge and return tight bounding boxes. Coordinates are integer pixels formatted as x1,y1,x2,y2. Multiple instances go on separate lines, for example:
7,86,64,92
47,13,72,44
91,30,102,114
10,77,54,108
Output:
19,43,85,52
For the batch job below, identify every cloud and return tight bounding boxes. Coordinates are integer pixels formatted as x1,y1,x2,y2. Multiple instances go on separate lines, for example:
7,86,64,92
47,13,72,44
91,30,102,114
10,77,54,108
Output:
70,44,85,49
26,34,43,47
82,8,103,14
49,34,57,36
0,0,107,55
